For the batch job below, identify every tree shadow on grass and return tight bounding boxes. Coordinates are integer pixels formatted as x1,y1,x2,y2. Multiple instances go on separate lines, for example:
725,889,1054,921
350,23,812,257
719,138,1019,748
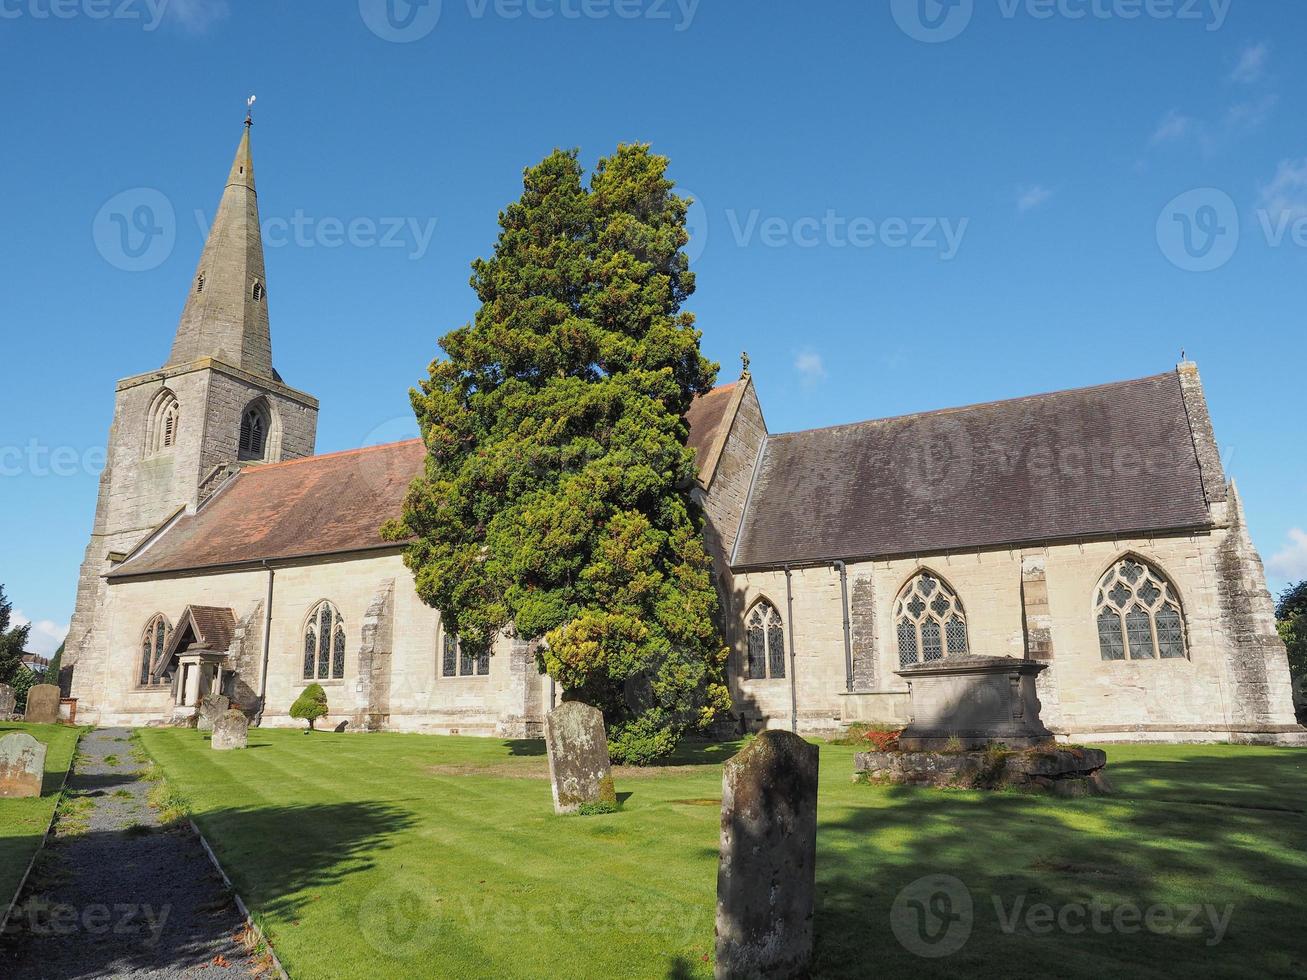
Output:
811,751,1307,979
503,739,546,757
0,801,417,979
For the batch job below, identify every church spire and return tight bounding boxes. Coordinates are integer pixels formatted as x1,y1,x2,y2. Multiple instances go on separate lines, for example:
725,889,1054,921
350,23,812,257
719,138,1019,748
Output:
167,111,274,380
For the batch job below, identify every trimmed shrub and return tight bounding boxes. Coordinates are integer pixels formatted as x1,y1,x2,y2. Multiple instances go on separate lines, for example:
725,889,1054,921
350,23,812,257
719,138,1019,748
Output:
290,684,329,732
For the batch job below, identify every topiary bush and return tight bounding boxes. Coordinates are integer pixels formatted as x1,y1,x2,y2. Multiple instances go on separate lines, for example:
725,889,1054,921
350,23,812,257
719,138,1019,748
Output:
290,683,329,733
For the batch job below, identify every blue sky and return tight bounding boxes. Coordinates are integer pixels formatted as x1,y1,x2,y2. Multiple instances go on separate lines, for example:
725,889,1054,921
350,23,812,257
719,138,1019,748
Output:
1,0,1305,653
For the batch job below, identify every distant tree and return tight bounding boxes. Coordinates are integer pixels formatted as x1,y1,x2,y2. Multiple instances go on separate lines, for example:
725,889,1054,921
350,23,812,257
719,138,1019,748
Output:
385,145,730,764
290,684,329,732
43,641,64,687
0,585,31,687
1277,582,1306,702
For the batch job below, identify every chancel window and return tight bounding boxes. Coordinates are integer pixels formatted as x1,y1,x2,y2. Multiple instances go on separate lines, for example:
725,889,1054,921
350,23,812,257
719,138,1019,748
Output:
239,403,269,461
303,601,346,680
139,614,173,687
441,631,489,677
147,391,180,456
744,600,786,680
1094,558,1188,661
895,571,969,667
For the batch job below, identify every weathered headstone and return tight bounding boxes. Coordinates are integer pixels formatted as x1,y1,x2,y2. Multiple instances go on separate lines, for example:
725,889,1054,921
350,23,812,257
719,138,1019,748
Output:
543,701,615,815
715,730,819,980
211,710,249,751
0,732,47,798
0,684,15,719
23,684,61,725
196,694,230,732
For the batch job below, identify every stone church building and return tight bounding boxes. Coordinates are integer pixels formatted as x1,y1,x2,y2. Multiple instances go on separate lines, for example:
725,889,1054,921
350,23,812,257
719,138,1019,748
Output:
63,124,1303,744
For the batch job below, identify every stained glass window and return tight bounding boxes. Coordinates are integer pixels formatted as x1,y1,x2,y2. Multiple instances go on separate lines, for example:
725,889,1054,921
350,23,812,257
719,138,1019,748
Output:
745,601,785,680
895,572,969,667
442,633,458,677
1093,558,1188,662
304,601,345,680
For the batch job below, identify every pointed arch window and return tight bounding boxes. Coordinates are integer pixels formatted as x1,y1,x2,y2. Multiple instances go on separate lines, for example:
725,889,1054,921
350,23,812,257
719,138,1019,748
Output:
196,271,205,294
1094,557,1188,661
304,601,346,680
239,401,270,461
139,614,173,687
251,280,264,303
147,391,180,457
895,571,970,668
744,600,786,680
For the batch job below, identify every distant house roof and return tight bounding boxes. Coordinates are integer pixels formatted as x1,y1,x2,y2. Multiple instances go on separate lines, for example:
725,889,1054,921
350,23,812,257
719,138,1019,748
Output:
112,387,738,579
731,371,1213,569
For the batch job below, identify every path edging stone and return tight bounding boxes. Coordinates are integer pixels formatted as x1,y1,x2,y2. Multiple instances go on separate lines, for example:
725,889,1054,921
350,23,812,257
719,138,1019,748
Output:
190,819,290,980
0,727,86,937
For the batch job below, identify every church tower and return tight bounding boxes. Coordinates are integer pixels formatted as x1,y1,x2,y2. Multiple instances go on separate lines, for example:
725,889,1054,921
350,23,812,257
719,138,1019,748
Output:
64,115,319,715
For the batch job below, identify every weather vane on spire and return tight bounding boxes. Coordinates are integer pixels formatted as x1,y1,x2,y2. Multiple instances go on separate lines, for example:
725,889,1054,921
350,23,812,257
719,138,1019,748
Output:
245,95,257,128
741,351,751,376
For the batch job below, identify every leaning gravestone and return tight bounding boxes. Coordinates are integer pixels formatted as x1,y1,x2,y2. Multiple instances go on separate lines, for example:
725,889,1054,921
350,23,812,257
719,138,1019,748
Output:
0,732,47,798
23,684,61,725
715,730,819,980
211,710,249,751
544,701,616,815
196,694,230,732
0,684,15,719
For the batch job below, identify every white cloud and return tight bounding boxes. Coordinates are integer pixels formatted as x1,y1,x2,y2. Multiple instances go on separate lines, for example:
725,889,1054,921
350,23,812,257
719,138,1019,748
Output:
1230,42,1269,84
1224,93,1278,131
1259,159,1307,222
1269,528,1307,583
1016,185,1054,213
11,611,68,658
163,0,231,34
794,350,827,385
1150,109,1192,146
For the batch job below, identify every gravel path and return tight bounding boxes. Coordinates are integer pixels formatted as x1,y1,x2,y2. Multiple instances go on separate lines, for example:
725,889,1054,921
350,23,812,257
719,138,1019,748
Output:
0,727,261,979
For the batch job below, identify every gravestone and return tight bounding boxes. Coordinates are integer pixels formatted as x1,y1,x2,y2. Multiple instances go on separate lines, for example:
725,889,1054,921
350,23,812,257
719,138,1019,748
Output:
196,694,230,732
211,710,249,751
0,684,15,719
0,732,47,798
543,701,615,815
715,730,819,980
23,684,61,725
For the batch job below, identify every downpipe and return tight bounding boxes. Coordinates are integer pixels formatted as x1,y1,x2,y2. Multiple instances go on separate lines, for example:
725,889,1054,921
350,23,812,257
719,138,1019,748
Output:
833,560,854,693
785,566,798,733
254,559,275,726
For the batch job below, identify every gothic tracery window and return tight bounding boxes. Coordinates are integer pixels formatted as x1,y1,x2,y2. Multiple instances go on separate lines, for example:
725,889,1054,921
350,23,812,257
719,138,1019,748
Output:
1094,557,1188,662
303,601,346,680
147,391,180,456
745,600,786,680
895,571,969,667
239,402,270,461
139,614,172,687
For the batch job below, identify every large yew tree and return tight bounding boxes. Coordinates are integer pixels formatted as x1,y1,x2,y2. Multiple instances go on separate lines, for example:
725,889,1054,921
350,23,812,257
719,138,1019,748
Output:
387,146,730,763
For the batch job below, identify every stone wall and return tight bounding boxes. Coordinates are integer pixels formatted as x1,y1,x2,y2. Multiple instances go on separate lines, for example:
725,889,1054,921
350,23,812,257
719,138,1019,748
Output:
728,525,1301,742
696,379,767,568
96,551,550,733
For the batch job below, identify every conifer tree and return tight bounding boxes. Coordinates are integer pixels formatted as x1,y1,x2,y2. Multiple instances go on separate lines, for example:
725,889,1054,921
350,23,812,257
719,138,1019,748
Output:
0,585,31,686
387,146,730,763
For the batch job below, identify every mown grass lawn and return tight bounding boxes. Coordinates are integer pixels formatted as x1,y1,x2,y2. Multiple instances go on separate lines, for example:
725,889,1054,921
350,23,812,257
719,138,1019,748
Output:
135,729,1307,979
0,723,83,907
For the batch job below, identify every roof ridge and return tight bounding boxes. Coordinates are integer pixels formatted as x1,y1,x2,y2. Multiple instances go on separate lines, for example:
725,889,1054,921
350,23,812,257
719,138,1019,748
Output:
241,438,424,475
769,371,1178,441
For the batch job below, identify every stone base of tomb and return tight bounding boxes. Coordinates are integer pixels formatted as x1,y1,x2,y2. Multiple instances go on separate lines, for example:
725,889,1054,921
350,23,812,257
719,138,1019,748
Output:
854,746,1112,796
